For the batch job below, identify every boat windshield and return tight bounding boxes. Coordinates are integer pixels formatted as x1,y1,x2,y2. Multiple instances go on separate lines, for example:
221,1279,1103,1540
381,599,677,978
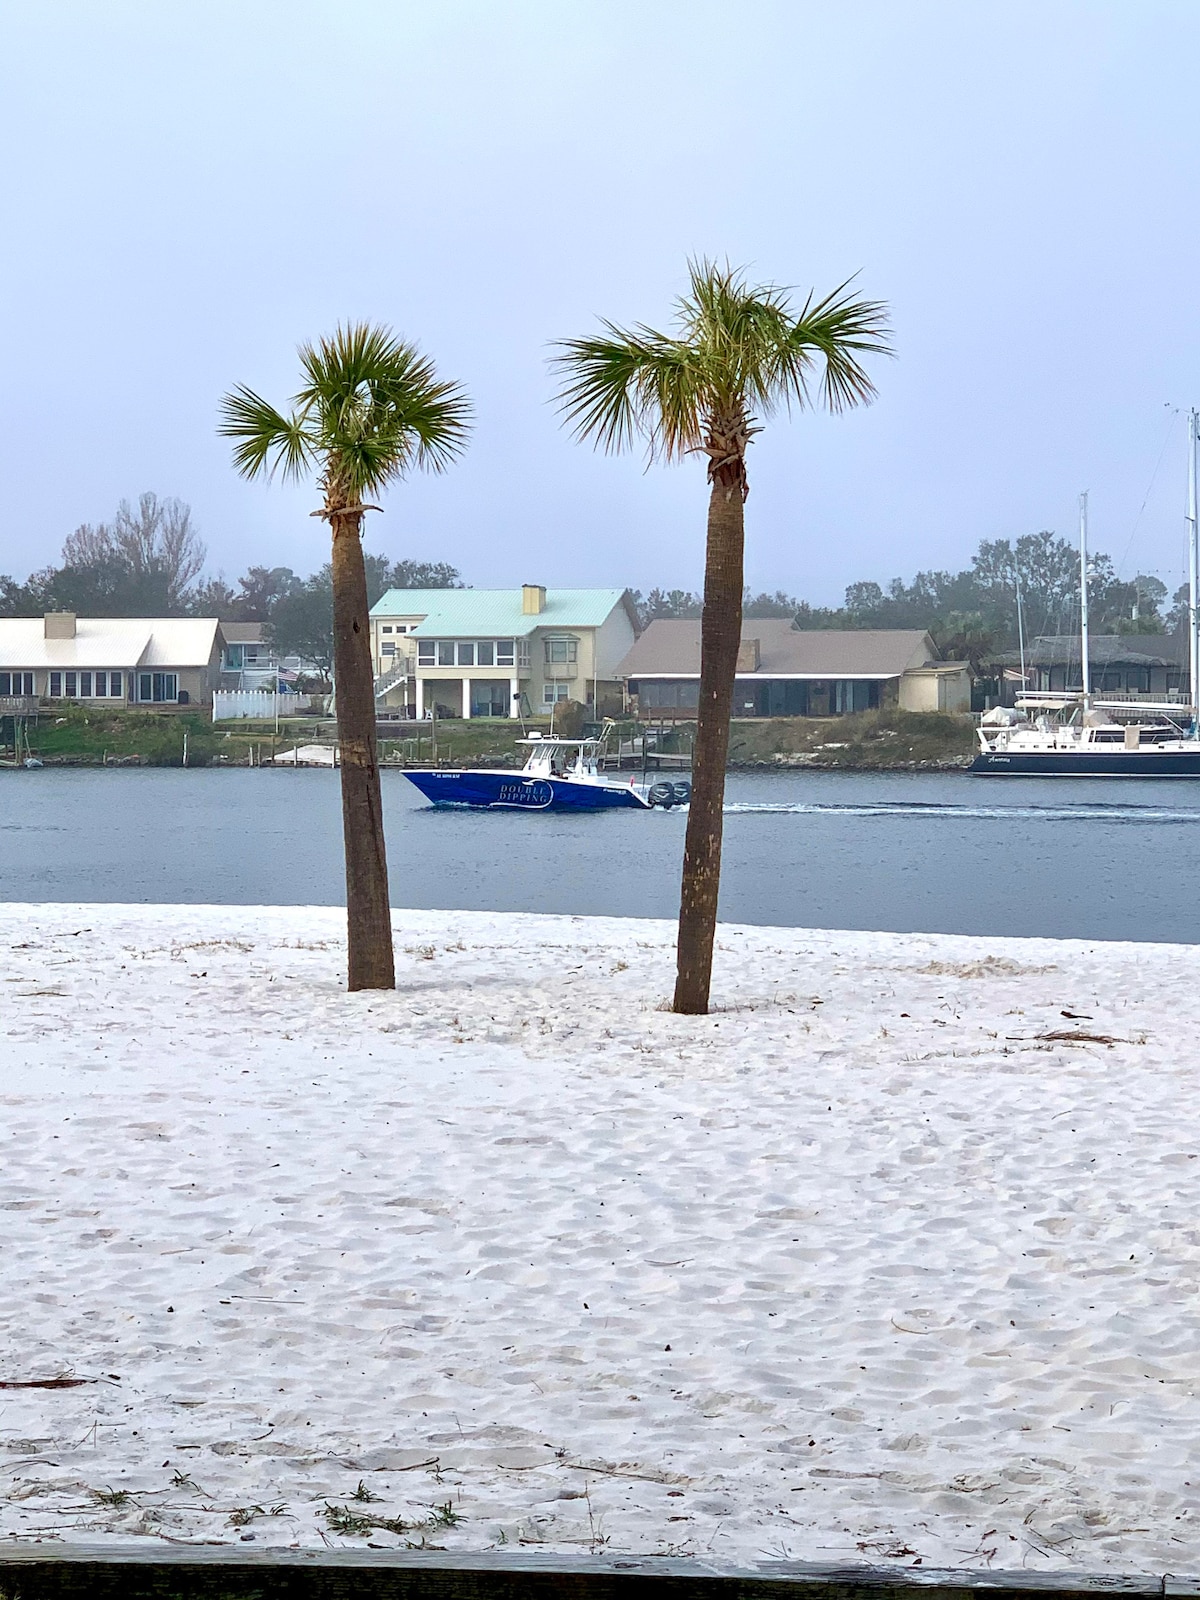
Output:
519,738,602,777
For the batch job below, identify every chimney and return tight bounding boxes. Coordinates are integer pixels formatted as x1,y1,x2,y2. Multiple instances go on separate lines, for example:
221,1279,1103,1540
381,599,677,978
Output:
522,584,546,615
44,612,76,640
736,637,760,672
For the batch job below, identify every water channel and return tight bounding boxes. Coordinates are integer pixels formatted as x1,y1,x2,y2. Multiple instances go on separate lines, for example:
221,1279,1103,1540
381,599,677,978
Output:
3,767,1198,943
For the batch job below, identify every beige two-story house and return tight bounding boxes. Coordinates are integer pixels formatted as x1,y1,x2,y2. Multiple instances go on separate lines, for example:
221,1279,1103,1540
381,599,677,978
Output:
370,585,638,718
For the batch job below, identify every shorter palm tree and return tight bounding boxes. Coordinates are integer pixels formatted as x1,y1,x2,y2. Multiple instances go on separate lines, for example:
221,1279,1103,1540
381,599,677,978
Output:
219,324,470,991
555,261,890,1013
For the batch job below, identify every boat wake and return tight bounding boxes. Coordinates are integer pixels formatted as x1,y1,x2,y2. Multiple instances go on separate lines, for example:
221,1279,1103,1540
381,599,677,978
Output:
723,800,1200,824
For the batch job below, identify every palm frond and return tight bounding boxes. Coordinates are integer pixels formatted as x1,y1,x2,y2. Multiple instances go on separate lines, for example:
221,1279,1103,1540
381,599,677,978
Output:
554,260,892,462
298,323,471,495
552,322,707,461
782,279,892,414
221,323,471,502
217,386,314,482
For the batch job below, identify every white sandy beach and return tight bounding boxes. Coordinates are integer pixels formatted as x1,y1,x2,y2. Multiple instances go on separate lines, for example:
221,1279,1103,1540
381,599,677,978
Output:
1,902,1198,1571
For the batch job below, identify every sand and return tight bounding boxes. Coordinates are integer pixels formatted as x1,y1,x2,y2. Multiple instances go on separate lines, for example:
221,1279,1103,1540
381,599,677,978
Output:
0,902,1197,1571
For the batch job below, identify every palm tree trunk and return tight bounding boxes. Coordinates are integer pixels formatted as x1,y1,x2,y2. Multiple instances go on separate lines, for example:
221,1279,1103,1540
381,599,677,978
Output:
330,506,395,991
673,471,744,1014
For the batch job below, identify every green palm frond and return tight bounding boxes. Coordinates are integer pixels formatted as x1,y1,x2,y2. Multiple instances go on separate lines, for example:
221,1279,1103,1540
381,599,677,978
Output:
554,322,703,459
221,322,471,502
297,324,471,493
217,386,315,482
783,279,892,413
553,259,892,460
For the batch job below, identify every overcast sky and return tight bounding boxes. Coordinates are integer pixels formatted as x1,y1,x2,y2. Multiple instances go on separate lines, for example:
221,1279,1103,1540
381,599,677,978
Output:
1,0,1197,604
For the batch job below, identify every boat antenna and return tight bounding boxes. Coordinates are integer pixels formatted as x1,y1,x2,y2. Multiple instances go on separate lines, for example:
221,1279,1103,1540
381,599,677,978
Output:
1078,491,1091,708
1189,408,1199,738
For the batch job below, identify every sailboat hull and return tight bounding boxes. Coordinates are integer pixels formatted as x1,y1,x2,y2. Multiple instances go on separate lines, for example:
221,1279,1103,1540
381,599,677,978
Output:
972,747,1200,776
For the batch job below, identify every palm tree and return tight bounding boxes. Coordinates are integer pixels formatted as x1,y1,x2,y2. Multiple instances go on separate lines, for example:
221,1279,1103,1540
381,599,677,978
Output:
555,261,890,1014
219,324,471,991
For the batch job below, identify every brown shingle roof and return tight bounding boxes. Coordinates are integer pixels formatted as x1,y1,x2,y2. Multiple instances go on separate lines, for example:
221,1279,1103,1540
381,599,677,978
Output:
219,622,266,644
993,633,1188,669
617,620,934,679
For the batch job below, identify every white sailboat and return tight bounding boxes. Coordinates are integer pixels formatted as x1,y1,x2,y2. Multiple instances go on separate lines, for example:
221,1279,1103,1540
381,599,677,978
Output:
973,412,1200,776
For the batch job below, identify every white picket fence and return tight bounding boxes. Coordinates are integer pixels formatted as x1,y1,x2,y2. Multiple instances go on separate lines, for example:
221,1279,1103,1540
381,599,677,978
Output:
212,691,312,722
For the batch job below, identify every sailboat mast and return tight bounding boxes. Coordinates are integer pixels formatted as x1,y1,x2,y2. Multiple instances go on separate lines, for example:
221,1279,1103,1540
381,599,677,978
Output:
1189,410,1199,736
1013,563,1026,687
1079,491,1091,703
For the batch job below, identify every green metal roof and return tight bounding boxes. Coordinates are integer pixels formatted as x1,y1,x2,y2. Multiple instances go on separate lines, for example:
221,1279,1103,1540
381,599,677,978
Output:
370,587,629,638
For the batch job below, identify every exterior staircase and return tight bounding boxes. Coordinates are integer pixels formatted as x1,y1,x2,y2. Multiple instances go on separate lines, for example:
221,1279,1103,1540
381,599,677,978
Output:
373,668,408,705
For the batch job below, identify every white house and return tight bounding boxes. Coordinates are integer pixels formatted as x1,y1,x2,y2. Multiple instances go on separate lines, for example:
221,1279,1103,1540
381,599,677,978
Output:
0,613,223,709
370,585,638,718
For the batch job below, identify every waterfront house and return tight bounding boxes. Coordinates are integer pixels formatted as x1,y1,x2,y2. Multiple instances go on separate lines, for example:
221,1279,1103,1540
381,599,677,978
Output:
985,633,1189,706
370,586,638,718
218,622,310,690
617,621,971,718
0,613,223,710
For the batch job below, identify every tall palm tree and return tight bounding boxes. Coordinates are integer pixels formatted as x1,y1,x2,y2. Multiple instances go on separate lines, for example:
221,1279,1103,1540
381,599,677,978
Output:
555,262,890,1014
219,324,471,991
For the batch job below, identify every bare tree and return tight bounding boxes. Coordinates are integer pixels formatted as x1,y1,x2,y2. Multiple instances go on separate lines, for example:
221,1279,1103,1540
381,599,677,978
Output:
61,493,206,613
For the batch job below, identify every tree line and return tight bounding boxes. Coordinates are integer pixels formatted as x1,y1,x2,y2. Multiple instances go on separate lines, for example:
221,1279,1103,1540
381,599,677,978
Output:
634,532,1184,671
5,496,1176,684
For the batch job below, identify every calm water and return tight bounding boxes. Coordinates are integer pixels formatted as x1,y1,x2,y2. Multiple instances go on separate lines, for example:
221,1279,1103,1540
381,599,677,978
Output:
3,766,1200,943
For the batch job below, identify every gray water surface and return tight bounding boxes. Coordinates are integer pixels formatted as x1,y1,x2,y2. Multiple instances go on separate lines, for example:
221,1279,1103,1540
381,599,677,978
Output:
3,767,1198,943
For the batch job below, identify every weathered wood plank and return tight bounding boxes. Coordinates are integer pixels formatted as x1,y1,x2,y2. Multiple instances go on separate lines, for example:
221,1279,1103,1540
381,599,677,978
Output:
0,1548,1194,1600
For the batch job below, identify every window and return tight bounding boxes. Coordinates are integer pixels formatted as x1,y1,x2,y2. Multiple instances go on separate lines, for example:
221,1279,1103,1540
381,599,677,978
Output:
381,641,396,656
138,672,178,703
544,636,578,663
395,625,407,634
224,644,244,670
543,682,571,704
470,680,511,717
0,672,34,696
110,672,122,698
639,680,699,710
80,672,92,697
94,672,106,697
496,640,515,666
418,640,435,666
49,672,62,697
477,641,494,666
457,641,474,666
65,672,77,697
382,625,393,634
437,642,455,666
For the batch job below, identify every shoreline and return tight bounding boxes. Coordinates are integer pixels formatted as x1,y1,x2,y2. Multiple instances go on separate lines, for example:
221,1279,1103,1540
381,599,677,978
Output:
1,904,1197,1569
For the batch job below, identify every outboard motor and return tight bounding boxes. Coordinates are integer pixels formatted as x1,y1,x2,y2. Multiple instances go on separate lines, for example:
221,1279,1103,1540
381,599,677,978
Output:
671,781,691,805
648,781,676,808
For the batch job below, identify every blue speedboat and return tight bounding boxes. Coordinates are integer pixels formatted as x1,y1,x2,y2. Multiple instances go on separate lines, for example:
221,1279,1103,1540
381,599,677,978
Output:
402,735,689,812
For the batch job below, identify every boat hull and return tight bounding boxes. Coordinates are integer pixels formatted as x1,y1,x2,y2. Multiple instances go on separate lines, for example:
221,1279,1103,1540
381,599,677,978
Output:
402,769,652,810
972,747,1200,776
